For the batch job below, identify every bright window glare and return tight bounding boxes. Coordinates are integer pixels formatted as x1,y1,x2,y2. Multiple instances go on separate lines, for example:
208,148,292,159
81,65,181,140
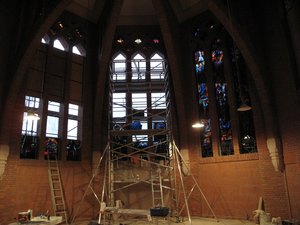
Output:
151,93,166,109
53,39,65,51
113,54,126,81
113,93,126,118
132,93,147,110
46,116,59,137
22,112,38,135
151,54,164,79
69,104,79,116
67,119,78,140
48,101,60,112
25,96,40,108
72,46,81,55
132,54,146,80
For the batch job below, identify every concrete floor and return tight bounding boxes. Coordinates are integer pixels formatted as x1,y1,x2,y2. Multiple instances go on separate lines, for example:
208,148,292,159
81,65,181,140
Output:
70,217,256,225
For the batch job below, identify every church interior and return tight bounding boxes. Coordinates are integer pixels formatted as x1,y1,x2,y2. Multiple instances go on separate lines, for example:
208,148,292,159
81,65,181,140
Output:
0,0,300,224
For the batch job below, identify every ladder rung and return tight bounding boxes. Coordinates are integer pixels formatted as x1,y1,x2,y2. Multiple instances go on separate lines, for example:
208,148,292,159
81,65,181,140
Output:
56,211,67,214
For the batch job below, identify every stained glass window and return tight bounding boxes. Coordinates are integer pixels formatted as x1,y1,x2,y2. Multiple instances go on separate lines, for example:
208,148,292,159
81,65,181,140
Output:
194,50,213,157
212,40,234,156
239,112,257,153
215,83,233,155
195,50,205,74
231,45,257,154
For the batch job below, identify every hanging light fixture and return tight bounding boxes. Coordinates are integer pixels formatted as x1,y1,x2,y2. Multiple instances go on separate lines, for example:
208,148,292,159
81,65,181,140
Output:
237,101,252,111
192,120,206,128
227,0,252,112
234,45,252,112
192,122,204,128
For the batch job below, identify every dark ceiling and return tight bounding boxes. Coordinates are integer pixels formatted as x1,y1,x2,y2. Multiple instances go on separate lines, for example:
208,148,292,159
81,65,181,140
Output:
66,0,209,25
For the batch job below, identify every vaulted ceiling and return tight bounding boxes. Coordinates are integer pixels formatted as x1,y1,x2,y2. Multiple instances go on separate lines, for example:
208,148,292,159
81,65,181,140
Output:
66,0,210,25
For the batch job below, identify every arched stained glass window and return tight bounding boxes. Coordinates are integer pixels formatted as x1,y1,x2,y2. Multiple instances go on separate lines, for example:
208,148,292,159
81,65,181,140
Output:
191,17,257,159
194,50,213,157
212,39,234,156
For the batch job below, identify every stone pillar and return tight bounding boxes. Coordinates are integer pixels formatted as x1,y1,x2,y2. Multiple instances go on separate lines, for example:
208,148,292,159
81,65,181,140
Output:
0,144,9,179
267,138,284,172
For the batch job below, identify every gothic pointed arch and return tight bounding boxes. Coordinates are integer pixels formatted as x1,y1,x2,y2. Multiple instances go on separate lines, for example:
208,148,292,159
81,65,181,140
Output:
207,1,283,171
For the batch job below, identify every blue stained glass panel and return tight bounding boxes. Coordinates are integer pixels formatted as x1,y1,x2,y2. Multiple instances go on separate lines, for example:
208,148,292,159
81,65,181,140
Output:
198,83,209,112
212,49,223,66
211,42,224,82
195,50,205,74
194,50,213,157
215,83,233,155
201,119,213,157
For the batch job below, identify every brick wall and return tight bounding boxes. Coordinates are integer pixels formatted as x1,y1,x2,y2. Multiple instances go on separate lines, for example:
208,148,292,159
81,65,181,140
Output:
0,158,99,224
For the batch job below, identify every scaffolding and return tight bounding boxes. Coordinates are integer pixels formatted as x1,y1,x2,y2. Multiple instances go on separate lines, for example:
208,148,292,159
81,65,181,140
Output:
102,57,176,224
70,57,217,225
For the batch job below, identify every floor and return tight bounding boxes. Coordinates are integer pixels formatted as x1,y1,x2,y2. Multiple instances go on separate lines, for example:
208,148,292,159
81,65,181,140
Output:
70,217,256,225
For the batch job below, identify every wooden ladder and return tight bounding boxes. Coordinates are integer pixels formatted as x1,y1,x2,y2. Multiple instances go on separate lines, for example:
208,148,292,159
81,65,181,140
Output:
47,155,68,224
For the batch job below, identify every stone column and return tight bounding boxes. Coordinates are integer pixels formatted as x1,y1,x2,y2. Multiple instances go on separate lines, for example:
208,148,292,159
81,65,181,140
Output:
0,144,9,179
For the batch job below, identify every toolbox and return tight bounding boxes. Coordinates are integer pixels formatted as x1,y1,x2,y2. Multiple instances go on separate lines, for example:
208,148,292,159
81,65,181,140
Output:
150,207,169,217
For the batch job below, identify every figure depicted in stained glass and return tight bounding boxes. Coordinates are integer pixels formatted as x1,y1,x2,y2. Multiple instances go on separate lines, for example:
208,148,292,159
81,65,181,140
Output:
198,83,209,113
195,50,205,74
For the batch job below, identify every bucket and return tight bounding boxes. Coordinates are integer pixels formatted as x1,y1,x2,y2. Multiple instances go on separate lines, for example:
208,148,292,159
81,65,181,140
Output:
18,212,29,223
